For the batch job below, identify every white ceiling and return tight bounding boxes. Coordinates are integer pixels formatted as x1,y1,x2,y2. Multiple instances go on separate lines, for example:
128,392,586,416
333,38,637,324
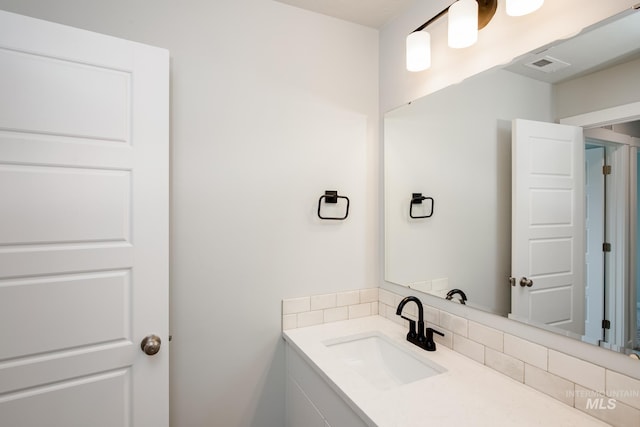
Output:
273,0,413,28
504,10,640,84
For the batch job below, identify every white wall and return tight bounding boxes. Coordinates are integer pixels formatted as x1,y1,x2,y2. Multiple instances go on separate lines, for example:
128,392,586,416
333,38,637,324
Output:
555,57,640,119
0,1,379,426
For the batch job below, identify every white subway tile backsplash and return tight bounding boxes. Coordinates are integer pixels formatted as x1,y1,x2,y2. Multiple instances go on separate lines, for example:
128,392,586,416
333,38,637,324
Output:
281,287,640,426
525,363,574,406
439,311,468,337
311,293,337,311
485,347,524,382
348,303,372,319
336,290,359,307
359,288,378,304
548,350,605,392
381,303,403,325
378,289,397,306
323,306,348,323
378,303,391,321
453,334,484,364
469,321,503,352
297,310,323,328
283,297,310,315
606,370,640,410
424,305,439,324
282,314,297,331
574,385,640,427
281,289,384,330
431,325,452,349
504,333,548,370
371,302,379,316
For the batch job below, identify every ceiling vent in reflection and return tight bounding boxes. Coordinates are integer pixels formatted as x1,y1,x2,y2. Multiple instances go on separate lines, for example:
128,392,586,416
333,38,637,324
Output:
524,55,571,73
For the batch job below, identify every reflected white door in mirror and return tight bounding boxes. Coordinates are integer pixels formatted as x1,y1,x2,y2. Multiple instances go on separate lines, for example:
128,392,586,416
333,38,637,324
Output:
509,116,640,353
510,119,585,337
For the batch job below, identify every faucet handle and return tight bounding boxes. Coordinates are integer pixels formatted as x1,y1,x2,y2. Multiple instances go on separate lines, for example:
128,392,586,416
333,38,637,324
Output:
400,315,417,339
424,327,445,351
426,327,444,337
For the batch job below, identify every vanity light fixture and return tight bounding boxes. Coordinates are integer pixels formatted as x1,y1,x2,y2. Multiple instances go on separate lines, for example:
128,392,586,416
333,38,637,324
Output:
406,0,542,72
448,0,479,48
406,31,431,72
506,0,544,16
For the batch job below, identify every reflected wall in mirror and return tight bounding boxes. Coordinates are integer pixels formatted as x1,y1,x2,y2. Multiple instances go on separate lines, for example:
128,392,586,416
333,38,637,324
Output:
384,9,640,355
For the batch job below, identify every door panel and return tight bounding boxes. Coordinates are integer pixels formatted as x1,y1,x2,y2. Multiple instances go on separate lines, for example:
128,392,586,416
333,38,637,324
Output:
529,239,573,276
511,119,585,334
530,190,572,224
0,165,130,244
529,286,572,323
0,271,130,360
0,10,168,426
0,371,130,427
0,47,130,140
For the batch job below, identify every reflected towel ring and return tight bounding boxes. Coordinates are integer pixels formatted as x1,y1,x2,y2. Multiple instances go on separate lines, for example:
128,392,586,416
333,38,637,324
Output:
318,190,349,220
410,193,434,219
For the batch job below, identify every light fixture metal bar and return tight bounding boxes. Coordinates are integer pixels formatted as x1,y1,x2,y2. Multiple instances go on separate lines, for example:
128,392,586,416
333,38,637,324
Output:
411,0,497,33
412,3,451,33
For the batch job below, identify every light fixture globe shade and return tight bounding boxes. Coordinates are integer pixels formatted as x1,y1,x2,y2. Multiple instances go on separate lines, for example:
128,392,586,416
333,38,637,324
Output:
506,0,544,16
448,0,478,48
406,31,431,72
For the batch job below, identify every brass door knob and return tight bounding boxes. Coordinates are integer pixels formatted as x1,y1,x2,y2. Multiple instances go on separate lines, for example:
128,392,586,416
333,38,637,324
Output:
141,334,162,356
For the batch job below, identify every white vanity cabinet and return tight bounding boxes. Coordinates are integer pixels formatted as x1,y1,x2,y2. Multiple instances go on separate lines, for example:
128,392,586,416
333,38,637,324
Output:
285,343,370,427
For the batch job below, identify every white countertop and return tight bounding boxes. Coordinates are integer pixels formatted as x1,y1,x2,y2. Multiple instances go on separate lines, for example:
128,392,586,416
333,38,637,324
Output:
283,316,609,427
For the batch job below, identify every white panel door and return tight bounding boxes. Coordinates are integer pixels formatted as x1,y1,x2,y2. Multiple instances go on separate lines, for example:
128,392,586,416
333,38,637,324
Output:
0,10,169,427
511,119,585,335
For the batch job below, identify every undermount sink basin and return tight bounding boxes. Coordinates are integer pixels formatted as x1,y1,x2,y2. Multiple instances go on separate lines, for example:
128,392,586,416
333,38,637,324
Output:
324,332,446,390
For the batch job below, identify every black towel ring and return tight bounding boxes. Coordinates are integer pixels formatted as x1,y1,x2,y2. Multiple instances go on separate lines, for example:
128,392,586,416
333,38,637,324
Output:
410,193,434,219
318,190,349,220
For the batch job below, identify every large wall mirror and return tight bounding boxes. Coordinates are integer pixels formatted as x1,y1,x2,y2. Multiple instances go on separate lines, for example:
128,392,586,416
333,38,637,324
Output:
384,9,640,356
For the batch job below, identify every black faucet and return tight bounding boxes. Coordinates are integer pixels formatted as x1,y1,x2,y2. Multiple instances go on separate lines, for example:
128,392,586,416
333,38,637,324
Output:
445,288,467,305
424,327,444,351
396,296,444,351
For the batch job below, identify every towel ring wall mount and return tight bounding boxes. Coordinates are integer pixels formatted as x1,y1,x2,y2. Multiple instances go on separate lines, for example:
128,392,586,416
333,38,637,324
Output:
317,190,350,220
410,193,434,219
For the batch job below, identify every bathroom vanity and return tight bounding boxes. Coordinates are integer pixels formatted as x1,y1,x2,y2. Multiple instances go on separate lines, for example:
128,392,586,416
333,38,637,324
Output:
284,316,609,427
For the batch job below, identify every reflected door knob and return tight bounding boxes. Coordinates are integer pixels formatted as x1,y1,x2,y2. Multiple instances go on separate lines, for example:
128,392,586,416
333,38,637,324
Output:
141,334,162,356
520,277,533,287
